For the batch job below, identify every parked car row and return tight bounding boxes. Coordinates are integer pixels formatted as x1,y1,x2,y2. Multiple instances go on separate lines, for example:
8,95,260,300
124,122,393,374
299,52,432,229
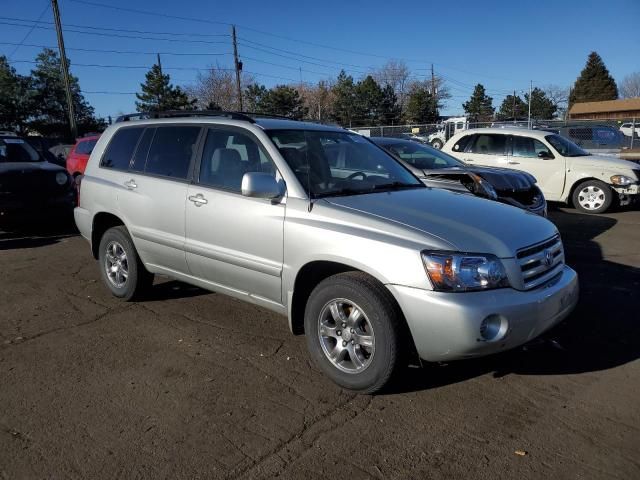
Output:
72,111,581,393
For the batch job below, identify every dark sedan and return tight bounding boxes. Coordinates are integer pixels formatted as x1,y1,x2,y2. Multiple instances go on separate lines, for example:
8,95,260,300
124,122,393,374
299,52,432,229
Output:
371,137,547,216
0,134,76,220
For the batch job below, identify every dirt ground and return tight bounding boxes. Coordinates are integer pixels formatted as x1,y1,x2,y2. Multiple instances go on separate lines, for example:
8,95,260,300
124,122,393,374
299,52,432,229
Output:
1,206,639,479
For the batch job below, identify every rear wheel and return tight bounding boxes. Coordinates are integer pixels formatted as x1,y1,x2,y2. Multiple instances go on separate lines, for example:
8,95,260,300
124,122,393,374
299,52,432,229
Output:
98,226,153,300
572,179,613,214
304,272,402,394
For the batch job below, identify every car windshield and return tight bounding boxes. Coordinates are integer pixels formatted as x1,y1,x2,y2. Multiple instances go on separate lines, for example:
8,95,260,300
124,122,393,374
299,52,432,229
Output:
380,141,464,169
0,138,42,163
267,130,423,198
545,134,589,157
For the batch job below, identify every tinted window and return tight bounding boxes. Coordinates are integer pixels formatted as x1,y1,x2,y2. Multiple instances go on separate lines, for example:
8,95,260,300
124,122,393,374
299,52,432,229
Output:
131,128,155,172
469,134,507,155
145,126,200,179
76,139,97,155
452,134,473,152
512,136,553,158
0,138,41,163
384,141,462,169
101,128,144,170
199,128,275,191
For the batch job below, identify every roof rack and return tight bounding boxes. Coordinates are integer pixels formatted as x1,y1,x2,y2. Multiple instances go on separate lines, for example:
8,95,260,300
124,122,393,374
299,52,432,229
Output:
114,110,256,123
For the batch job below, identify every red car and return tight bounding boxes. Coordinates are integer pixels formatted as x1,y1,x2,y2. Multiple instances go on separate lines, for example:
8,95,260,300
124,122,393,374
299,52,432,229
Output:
66,134,100,177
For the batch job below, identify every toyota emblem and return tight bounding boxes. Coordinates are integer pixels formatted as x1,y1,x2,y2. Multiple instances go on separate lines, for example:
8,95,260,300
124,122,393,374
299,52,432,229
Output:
544,249,554,267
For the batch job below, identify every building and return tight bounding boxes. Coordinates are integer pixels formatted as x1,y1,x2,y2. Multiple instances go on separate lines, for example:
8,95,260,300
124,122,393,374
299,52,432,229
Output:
569,98,640,120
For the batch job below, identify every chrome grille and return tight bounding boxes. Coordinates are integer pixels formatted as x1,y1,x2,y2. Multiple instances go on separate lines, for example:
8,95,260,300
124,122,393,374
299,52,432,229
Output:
517,234,564,290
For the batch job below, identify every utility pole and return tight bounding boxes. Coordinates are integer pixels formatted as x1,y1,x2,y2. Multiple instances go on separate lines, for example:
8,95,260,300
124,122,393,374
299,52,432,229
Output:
512,90,516,121
156,53,163,109
51,0,77,139
527,80,532,129
430,64,436,96
232,25,243,111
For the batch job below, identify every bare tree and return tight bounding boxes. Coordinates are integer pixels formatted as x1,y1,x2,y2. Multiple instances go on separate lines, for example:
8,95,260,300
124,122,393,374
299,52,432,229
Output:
186,64,254,110
371,59,411,110
296,80,335,121
406,77,451,114
620,72,640,98
543,84,569,118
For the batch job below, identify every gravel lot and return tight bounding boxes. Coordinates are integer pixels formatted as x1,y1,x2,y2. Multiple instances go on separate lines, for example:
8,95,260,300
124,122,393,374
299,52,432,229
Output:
1,207,639,479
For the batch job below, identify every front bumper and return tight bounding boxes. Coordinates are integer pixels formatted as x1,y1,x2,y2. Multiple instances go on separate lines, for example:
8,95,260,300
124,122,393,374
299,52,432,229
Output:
612,183,640,206
0,191,75,217
387,265,578,362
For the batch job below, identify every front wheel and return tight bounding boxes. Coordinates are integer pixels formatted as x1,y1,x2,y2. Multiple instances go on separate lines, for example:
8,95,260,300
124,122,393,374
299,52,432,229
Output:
430,138,444,149
572,179,613,214
304,272,402,394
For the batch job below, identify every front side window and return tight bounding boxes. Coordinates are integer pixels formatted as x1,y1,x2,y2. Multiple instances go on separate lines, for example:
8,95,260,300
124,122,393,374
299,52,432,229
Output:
545,134,589,157
267,129,422,198
101,127,144,170
468,134,507,155
199,128,276,192
0,138,41,163
512,136,554,158
384,141,463,169
144,126,201,179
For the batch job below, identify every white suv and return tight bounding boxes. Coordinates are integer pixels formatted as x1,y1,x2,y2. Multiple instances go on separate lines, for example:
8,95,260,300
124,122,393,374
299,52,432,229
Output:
442,128,640,213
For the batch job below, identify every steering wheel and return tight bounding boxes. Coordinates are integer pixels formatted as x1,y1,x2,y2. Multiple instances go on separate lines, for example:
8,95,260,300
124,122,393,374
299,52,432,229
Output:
346,171,368,180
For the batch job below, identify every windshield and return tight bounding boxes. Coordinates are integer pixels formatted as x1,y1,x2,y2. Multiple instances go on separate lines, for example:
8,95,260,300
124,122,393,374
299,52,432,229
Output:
267,130,423,198
380,141,464,169
545,134,589,157
0,138,42,163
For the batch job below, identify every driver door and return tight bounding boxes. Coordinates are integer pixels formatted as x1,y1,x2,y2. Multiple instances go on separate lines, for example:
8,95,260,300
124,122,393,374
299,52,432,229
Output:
508,135,565,199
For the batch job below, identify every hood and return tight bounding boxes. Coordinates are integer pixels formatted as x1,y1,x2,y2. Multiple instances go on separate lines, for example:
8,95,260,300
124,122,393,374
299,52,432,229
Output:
420,165,536,191
570,155,639,172
324,188,557,258
0,160,66,174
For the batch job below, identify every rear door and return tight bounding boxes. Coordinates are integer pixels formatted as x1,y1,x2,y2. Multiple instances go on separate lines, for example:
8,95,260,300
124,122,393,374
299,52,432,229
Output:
102,125,202,274
461,133,509,166
185,126,285,304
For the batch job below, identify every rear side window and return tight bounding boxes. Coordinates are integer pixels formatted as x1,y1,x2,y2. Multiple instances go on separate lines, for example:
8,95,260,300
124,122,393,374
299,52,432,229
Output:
76,139,97,155
101,128,144,170
469,134,507,155
130,128,155,172
144,126,201,179
452,134,473,152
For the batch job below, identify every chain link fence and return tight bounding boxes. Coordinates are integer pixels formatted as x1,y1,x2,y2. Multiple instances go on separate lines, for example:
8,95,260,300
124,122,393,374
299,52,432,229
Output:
350,118,639,156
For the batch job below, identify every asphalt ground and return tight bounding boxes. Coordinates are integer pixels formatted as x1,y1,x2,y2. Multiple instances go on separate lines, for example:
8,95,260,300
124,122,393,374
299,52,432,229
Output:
1,206,639,479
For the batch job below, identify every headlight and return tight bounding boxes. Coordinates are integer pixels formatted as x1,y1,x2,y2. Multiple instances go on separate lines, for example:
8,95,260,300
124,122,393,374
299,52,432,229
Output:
610,175,635,186
469,173,498,200
55,172,68,185
422,251,510,292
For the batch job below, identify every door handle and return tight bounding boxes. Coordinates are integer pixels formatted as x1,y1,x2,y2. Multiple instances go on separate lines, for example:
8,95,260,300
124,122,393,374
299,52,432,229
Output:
464,158,474,162
508,161,520,165
188,193,208,206
124,179,137,189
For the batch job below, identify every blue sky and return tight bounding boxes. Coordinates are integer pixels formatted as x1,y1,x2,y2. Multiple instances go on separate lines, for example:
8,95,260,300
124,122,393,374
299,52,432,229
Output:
1,0,639,118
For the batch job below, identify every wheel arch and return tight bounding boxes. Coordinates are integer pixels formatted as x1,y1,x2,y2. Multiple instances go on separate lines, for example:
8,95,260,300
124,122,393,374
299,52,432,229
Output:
91,212,126,259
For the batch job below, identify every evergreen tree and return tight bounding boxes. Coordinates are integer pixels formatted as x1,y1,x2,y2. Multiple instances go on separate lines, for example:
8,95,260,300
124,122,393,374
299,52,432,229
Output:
496,94,527,120
244,83,268,112
569,52,618,105
29,49,104,138
0,55,32,132
136,62,195,113
404,84,437,123
378,84,401,125
257,85,308,119
331,70,357,127
353,75,384,126
525,87,557,119
463,84,494,121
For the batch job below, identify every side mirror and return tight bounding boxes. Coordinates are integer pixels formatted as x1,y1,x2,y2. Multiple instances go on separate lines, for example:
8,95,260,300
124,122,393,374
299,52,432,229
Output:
241,172,282,199
537,151,553,159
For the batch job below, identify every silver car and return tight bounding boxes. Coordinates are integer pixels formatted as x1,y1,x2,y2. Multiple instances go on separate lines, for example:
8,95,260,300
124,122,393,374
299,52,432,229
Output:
74,112,579,393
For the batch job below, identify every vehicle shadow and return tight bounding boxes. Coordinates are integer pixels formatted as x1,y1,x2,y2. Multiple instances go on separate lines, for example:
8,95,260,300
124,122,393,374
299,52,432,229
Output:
0,215,78,251
143,279,209,302
387,209,640,395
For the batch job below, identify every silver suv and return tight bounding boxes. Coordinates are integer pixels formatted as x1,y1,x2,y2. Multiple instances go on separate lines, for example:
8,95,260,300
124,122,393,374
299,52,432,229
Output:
75,112,579,393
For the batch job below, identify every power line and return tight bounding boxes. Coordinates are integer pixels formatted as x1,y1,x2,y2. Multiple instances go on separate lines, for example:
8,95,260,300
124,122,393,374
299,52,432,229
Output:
6,4,50,60
0,41,230,57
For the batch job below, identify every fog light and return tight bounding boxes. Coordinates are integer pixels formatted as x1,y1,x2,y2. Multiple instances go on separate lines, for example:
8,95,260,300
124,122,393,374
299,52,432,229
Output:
479,314,508,341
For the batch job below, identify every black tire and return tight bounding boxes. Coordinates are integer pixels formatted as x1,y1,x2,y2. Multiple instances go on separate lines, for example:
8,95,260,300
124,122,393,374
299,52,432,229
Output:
304,272,402,394
430,138,444,150
98,226,153,301
571,179,613,214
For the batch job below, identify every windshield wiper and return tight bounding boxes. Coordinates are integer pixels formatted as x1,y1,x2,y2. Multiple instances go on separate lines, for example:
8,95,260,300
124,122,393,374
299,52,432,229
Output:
371,181,422,191
313,187,368,198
